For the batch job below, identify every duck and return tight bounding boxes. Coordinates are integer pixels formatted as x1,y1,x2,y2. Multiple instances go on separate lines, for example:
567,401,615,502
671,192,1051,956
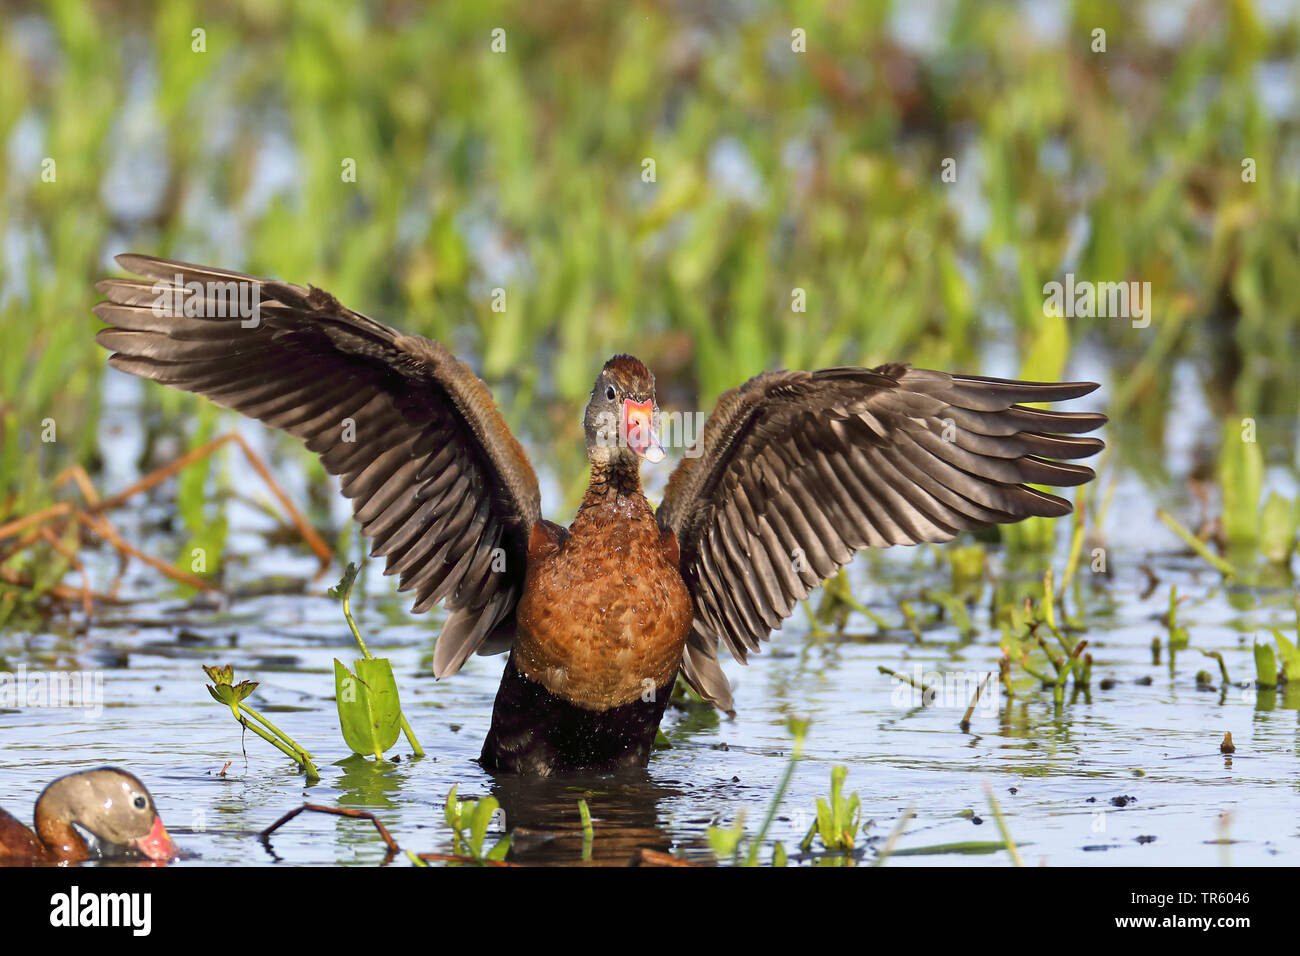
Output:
95,255,1106,775
0,767,177,863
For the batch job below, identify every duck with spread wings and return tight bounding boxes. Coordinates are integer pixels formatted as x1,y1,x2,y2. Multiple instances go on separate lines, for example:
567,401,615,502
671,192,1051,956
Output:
95,256,1106,775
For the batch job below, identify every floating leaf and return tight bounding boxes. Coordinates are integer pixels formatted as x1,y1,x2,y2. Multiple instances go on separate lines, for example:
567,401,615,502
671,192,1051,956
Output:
890,841,1007,856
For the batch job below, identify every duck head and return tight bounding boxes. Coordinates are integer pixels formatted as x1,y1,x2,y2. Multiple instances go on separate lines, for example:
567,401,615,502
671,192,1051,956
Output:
34,767,177,863
584,354,664,468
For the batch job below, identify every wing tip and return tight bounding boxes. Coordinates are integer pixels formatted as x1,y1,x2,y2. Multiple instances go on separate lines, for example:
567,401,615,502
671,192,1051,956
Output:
114,252,159,274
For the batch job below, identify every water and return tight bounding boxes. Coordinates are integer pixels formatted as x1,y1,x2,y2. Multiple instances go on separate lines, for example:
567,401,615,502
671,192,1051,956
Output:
1,370,1297,867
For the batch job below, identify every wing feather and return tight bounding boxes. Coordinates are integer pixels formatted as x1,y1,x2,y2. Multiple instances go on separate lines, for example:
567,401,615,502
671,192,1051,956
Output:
658,365,1106,711
95,254,541,678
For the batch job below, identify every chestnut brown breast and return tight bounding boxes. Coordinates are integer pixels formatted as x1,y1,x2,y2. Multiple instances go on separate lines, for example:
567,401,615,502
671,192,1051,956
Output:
514,495,692,711
0,807,49,862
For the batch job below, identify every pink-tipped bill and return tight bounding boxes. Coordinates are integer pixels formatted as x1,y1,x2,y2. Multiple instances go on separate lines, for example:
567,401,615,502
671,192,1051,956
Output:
131,815,178,862
622,399,665,463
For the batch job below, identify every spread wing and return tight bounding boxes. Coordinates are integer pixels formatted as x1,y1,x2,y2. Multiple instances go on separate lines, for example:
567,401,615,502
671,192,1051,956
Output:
657,364,1107,713
95,254,540,676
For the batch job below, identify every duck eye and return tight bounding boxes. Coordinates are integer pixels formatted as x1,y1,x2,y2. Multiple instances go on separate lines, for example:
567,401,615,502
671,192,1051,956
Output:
132,795,147,811
605,385,616,401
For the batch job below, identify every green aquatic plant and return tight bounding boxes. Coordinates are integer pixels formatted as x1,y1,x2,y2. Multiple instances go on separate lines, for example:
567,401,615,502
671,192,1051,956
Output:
176,404,228,583
443,785,511,863
1257,494,1300,565
926,590,975,640
1199,649,1231,687
578,798,594,862
1217,417,1264,547
1253,641,1278,690
706,811,748,863
1270,630,1300,684
1276,631,1300,682
995,574,1090,705
332,657,403,761
812,568,888,633
946,543,987,597
1251,627,1300,690
1156,510,1237,577
1215,419,1300,564
1165,586,1191,655
330,563,424,760
800,765,862,853
202,664,320,781
983,783,1023,868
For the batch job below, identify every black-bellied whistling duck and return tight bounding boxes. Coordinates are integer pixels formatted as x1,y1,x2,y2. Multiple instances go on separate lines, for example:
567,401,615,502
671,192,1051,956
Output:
0,767,177,863
95,255,1105,775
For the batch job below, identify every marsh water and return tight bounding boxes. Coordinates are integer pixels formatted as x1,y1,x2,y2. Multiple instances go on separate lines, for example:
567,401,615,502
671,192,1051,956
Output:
1,347,1297,868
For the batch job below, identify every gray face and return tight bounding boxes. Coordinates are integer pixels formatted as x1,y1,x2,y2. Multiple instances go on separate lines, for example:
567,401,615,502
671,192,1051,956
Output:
584,367,661,464
42,767,160,847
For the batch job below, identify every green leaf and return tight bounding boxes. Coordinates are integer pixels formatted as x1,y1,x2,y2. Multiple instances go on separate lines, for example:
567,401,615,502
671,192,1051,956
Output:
1259,493,1300,564
470,797,499,858
444,785,461,830
485,836,512,861
889,841,1008,856
334,657,402,758
1168,626,1190,651
1218,418,1263,545
328,562,361,600
845,794,862,846
1253,641,1277,689
706,815,746,859
1272,630,1300,683
177,403,217,536
816,797,833,847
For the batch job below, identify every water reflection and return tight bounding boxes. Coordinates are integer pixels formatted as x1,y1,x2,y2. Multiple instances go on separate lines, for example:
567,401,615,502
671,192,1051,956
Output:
488,769,688,866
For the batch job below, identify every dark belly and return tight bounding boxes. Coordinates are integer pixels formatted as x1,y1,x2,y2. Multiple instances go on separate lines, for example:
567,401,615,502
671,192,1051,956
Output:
480,653,676,775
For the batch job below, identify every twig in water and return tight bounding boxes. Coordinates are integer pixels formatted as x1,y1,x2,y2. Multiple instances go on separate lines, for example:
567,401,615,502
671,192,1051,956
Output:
960,673,994,731
260,803,400,862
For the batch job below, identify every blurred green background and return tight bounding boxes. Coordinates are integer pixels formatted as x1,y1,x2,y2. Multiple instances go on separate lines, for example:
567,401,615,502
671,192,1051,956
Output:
1,0,1298,586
